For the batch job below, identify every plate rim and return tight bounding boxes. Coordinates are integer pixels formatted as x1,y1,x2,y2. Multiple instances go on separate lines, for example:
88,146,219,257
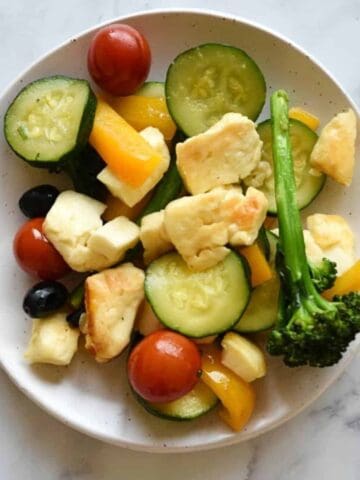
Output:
0,7,359,453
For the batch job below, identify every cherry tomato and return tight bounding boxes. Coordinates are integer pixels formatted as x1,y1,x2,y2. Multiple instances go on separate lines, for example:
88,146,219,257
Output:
128,330,201,403
87,24,151,96
13,218,70,280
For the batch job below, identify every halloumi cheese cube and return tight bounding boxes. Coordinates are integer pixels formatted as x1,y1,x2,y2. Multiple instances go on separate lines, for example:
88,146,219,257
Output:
310,109,357,186
135,300,164,336
84,263,144,363
307,214,356,275
139,210,173,264
43,191,139,272
88,216,139,261
25,312,80,366
176,112,262,194
164,186,268,271
97,126,170,207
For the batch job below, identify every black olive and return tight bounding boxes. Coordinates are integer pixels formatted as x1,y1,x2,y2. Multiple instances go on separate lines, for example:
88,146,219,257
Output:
66,306,85,328
23,281,68,317
19,184,59,218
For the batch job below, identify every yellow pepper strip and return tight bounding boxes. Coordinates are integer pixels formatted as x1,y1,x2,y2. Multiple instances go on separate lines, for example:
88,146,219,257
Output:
109,95,177,141
89,98,163,188
239,243,273,287
289,107,320,131
322,260,360,300
201,346,255,432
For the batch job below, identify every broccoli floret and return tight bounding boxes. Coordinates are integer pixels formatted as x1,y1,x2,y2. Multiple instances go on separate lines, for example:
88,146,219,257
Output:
266,90,360,368
309,258,337,292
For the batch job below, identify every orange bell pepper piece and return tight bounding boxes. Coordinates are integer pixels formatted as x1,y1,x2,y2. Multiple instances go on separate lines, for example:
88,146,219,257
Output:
201,346,255,432
110,95,176,141
239,243,273,287
322,260,360,300
89,98,163,188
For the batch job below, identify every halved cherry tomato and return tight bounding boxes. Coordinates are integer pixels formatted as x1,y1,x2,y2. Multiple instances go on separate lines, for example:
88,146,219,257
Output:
128,330,201,403
88,24,151,96
13,218,70,280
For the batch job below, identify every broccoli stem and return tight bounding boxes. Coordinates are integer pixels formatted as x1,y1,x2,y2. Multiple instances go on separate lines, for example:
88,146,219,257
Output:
271,91,316,295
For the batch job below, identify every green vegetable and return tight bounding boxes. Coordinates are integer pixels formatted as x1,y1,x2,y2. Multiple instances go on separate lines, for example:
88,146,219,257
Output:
165,43,266,136
136,131,184,224
255,119,325,214
4,76,96,168
145,251,250,338
65,144,107,201
309,258,337,293
266,90,360,368
134,381,218,421
69,281,85,310
136,81,165,98
257,226,270,260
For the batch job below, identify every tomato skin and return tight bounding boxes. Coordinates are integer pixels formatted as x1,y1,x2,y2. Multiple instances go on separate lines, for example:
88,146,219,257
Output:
13,218,70,280
87,24,151,96
128,330,201,403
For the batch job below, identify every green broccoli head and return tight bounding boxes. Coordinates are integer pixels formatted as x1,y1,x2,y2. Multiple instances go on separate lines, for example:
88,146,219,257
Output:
267,291,360,367
309,258,337,292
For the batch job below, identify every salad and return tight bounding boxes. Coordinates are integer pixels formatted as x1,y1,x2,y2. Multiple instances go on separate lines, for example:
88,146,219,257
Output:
5,23,360,432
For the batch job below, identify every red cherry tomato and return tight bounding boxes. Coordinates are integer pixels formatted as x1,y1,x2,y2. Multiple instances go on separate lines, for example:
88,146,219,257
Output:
87,23,151,96
13,218,70,280
128,330,201,403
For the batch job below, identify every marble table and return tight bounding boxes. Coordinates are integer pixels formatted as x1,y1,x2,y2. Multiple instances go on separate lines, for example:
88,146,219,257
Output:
0,1,359,479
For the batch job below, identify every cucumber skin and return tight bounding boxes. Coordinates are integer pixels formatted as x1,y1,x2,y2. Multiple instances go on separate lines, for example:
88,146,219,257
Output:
4,76,97,170
132,386,219,422
145,251,252,338
165,43,266,137
257,118,326,216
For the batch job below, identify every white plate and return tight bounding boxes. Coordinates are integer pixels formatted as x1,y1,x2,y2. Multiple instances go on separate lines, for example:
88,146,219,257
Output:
0,9,359,453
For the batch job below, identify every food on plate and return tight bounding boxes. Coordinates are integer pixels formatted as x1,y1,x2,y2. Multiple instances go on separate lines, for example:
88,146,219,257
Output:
97,123,170,207
289,106,320,131
247,118,325,213
13,217,70,280
139,210,173,264
25,312,80,366
165,43,266,136
176,112,262,195
144,252,250,337
128,330,201,403
201,346,255,431
19,184,60,218
221,332,267,383
5,27,359,433
83,264,144,362
164,186,268,270
310,109,357,186
87,24,151,96
4,76,96,167
108,93,176,141
23,280,68,318
266,90,360,367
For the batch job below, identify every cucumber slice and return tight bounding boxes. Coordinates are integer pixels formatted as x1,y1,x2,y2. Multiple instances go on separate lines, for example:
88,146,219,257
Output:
136,81,165,98
234,275,280,333
166,43,266,136
255,119,325,214
145,251,250,338
4,76,96,168
234,230,279,333
135,381,218,421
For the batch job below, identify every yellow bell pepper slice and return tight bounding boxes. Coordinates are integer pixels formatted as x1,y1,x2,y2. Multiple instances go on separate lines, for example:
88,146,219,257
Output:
322,260,360,299
201,346,255,432
289,107,320,131
109,95,176,141
239,243,273,287
89,98,163,188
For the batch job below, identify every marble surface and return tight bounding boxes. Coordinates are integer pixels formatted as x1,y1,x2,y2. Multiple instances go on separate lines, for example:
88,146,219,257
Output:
0,0,359,479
